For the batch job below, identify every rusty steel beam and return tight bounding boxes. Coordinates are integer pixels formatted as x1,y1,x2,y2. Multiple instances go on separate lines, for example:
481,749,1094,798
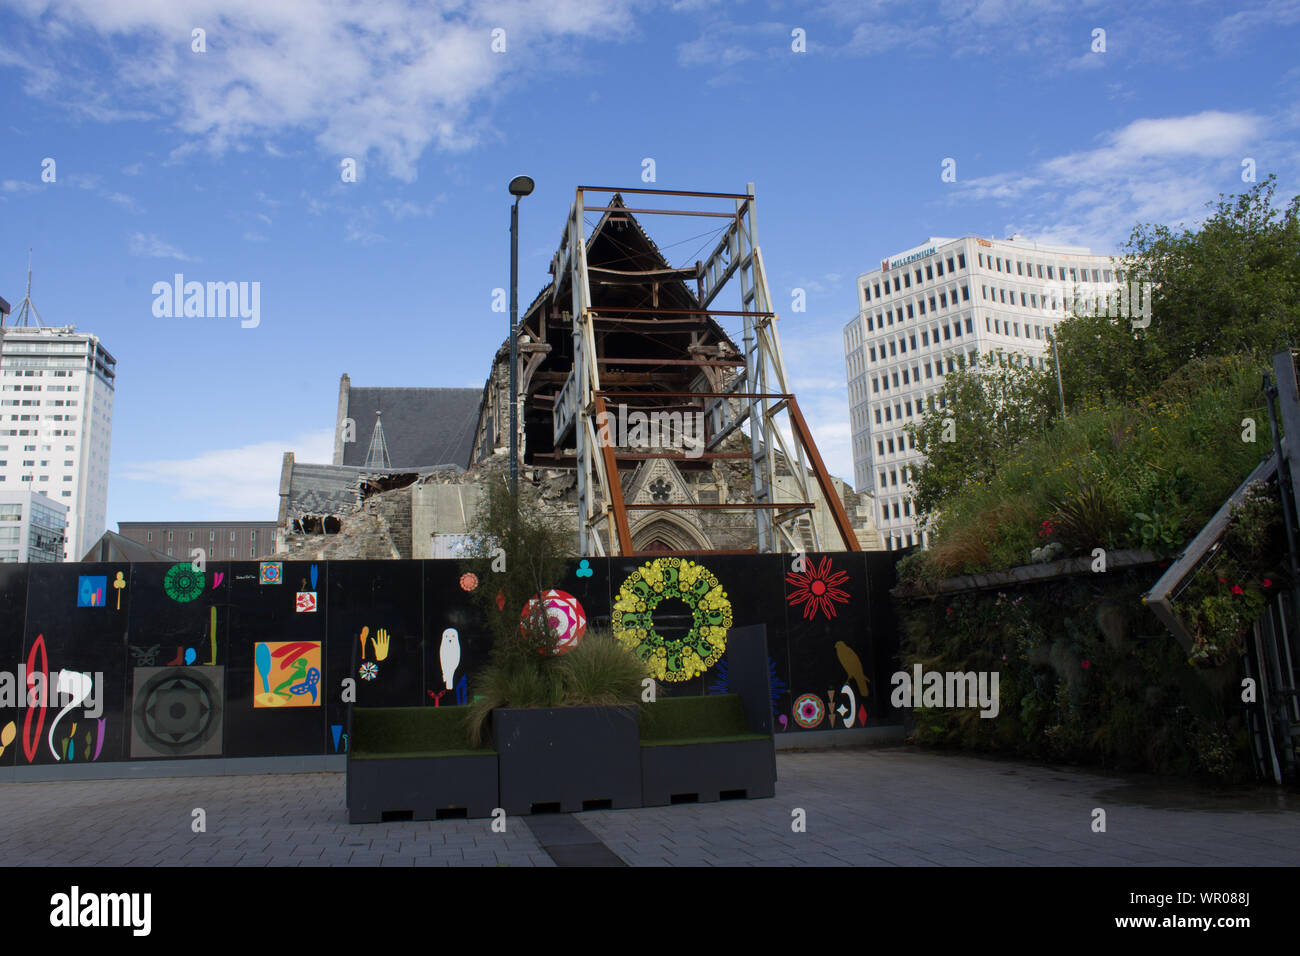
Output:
786,396,861,552
611,451,750,460
579,185,753,200
589,265,700,279
588,315,710,325
624,501,814,510
597,357,745,367
592,393,633,553
596,390,789,400
586,206,738,219
587,306,776,318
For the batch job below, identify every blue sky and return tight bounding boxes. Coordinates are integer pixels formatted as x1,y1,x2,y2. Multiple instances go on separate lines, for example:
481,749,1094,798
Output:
1,0,1297,528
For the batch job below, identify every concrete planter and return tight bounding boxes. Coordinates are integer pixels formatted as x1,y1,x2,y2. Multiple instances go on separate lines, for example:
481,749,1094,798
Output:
491,705,641,814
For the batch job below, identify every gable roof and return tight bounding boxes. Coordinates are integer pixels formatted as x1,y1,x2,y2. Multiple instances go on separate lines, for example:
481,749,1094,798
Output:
80,530,174,563
342,386,481,469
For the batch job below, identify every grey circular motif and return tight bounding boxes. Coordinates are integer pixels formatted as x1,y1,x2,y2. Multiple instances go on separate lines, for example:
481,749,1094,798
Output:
134,669,221,756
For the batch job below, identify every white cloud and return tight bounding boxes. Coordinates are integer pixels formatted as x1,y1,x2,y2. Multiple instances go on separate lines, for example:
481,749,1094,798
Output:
121,429,334,513
949,110,1290,250
4,0,645,181
1,180,40,193
127,232,196,261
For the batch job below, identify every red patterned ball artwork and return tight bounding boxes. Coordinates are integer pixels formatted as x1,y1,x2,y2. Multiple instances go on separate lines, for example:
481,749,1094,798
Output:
459,572,479,592
520,589,587,655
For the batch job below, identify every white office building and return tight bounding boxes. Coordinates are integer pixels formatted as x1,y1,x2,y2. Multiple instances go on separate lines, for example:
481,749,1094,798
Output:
0,489,68,562
843,235,1124,551
0,311,116,561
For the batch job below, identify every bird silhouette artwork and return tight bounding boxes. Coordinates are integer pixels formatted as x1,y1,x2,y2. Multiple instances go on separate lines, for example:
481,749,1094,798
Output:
440,628,461,690
834,641,870,698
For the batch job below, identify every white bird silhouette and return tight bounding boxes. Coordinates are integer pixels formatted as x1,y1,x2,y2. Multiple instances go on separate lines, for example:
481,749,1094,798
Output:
439,628,461,690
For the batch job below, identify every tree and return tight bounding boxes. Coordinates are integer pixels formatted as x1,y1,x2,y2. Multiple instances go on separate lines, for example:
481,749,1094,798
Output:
1052,174,1300,408
905,353,1055,521
462,473,572,664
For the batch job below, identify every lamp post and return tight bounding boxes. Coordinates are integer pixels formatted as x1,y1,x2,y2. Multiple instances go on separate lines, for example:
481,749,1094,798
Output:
508,175,534,496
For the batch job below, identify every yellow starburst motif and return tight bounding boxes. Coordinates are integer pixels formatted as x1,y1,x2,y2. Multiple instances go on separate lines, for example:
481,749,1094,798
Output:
611,557,734,682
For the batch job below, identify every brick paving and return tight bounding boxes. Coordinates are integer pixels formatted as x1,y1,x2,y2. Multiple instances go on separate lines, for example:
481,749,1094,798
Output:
1,747,1296,866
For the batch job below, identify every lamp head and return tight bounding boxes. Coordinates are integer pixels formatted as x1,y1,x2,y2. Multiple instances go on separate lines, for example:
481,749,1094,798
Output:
508,175,535,198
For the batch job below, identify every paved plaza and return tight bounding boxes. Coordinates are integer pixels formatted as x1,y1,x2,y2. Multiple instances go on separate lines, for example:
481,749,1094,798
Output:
2,747,1297,866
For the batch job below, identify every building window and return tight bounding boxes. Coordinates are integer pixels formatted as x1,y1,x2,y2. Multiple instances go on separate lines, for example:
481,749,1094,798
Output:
1017,261,1023,275
872,378,879,393
914,269,922,284
936,260,944,276
146,532,152,542
978,253,985,267
939,292,947,308
167,531,173,541
925,264,933,280
893,276,900,292
903,273,911,288
918,299,926,315
874,409,881,424
952,255,960,270
906,304,914,319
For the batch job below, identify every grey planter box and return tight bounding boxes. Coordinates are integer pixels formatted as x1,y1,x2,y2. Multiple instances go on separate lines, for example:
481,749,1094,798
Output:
346,705,498,823
492,705,641,814
348,752,499,823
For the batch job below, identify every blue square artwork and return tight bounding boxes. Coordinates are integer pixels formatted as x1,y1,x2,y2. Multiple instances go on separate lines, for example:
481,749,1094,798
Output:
78,575,107,607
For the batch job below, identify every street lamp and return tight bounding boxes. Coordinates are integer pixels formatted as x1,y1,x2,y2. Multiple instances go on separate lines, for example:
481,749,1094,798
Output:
508,175,534,496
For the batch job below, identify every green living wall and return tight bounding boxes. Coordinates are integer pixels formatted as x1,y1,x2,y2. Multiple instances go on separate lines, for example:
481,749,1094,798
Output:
897,564,1252,782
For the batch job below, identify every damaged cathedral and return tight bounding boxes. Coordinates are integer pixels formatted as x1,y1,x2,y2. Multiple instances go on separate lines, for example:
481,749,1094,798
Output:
274,186,882,560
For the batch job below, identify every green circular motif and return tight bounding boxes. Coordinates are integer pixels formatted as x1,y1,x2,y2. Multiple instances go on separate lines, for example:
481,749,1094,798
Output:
164,563,206,603
611,556,733,683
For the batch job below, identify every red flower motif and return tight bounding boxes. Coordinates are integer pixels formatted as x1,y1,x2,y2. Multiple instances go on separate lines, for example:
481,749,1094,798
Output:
786,555,851,620
1217,577,1227,583
1081,659,1091,669
1264,578,1273,588
1231,585,1244,595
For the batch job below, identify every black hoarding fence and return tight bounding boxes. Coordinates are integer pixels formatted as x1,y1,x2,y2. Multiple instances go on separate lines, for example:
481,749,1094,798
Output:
0,552,902,768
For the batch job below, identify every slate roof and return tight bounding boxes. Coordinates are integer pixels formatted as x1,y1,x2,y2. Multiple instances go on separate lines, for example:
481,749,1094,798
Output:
80,530,174,563
343,387,481,470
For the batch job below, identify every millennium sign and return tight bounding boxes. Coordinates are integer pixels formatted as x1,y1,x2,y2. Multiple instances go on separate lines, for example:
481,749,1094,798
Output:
882,245,937,271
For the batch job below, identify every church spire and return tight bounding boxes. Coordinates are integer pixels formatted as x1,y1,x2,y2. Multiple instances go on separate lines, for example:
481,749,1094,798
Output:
364,410,391,469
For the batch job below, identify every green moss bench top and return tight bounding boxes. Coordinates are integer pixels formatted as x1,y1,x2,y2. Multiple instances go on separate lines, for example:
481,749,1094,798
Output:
350,705,495,759
639,694,770,747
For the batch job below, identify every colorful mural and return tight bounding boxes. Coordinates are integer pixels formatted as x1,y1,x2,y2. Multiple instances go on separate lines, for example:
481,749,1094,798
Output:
254,642,322,708
612,557,733,682
0,553,903,766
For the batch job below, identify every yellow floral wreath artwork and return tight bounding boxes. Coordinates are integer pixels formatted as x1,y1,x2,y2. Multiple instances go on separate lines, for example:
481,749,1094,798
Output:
611,556,734,682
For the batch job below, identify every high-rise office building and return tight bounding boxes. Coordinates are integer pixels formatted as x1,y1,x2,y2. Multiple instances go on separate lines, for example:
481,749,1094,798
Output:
0,489,68,562
0,271,116,561
843,235,1125,550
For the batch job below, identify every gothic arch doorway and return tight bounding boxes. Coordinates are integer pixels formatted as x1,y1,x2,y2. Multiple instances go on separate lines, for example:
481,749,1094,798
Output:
629,515,711,554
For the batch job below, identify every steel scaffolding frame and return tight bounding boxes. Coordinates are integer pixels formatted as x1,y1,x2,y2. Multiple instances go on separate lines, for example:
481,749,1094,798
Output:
549,184,861,557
